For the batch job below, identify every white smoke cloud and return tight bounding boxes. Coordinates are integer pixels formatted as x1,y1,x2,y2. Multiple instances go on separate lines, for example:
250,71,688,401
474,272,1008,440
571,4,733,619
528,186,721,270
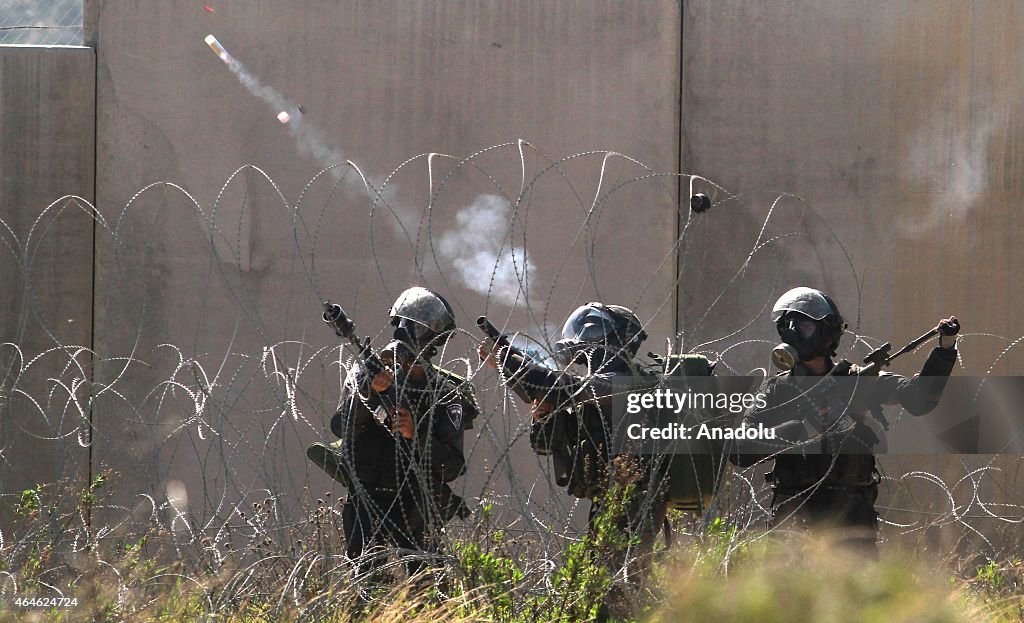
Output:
438,194,534,307
212,39,532,297
899,82,999,238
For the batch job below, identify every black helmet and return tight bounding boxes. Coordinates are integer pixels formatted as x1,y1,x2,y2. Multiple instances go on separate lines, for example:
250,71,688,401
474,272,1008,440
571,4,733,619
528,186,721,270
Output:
555,302,647,365
772,287,844,360
388,287,456,355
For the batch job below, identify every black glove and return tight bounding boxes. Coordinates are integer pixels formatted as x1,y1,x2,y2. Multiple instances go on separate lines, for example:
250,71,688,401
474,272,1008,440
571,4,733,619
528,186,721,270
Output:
937,316,960,349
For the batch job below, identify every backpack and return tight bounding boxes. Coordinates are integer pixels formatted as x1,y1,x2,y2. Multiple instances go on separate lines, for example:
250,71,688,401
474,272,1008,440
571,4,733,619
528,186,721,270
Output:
654,354,728,512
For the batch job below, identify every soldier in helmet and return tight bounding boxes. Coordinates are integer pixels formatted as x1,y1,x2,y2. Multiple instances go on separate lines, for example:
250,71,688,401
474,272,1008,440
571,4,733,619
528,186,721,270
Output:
311,287,477,577
734,286,960,553
480,303,667,564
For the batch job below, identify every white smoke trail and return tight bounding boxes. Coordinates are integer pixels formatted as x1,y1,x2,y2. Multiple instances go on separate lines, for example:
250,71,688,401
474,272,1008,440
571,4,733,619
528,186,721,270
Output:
210,37,409,227
438,194,534,307
222,58,346,182
208,37,535,302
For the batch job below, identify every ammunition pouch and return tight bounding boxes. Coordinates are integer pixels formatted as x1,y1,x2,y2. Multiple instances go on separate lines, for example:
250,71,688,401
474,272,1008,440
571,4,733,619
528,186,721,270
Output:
567,438,607,499
659,353,726,510
664,451,727,512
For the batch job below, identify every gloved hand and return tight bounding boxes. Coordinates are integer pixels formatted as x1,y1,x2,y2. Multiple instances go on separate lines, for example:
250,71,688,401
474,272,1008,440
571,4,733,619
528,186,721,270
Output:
392,407,415,439
530,399,556,423
477,339,508,369
937,316,960,349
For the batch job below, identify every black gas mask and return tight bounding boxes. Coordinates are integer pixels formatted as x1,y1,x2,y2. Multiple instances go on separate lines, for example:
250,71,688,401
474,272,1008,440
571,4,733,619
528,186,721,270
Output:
382,317,435,367
772,313,834,370
554,303,645,373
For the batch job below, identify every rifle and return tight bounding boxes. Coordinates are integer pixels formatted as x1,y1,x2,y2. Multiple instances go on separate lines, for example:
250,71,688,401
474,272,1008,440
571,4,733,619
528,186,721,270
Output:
323,300,407,426
477,315,575,486
322,301,469,519
830,326,941,430
476,316,537,404
476,316,574,403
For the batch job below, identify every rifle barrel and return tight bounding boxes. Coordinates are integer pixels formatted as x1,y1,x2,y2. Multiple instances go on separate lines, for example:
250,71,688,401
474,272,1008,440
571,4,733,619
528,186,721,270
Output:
889,328,939,360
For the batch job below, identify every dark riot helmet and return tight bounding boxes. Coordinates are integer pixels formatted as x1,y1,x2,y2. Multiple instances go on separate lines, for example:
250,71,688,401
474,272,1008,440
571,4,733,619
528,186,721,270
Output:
387,287,456,360
771,287,845,362
555,302,647,366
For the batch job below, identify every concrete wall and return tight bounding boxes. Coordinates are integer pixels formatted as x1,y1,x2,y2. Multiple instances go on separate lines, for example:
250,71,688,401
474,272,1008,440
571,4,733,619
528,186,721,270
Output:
680,1,1024,374
2,0,1023,550
88,0,682,530
679,1,1024,551
0,46,95,522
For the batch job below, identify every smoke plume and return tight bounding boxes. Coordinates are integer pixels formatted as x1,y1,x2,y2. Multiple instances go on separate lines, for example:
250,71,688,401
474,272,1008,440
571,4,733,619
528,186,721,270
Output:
214,41,532,302
899,82,1002,238
438,195,534,307
220,53,412,225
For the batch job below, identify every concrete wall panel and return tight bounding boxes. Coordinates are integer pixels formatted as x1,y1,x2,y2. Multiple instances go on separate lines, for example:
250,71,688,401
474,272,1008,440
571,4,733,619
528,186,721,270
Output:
681,0,1024,369
91,0,682,529
681,0,1024,550
0,46,95,522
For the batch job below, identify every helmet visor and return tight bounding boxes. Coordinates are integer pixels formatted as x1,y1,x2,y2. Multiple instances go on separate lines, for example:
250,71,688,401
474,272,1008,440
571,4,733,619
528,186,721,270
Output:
393,317,435,349
561,305,620,346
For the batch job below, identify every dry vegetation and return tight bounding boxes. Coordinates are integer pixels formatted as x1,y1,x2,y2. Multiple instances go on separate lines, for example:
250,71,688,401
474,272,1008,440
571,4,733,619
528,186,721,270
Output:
1,473,1022,622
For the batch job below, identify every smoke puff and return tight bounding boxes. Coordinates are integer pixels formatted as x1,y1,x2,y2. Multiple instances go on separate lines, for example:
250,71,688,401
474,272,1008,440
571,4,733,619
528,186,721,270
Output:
438,194,534,307
899,80,1000,238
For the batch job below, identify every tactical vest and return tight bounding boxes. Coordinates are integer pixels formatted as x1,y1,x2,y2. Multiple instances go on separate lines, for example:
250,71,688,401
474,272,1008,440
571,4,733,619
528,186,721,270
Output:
557,353,727,510
312,364,473,490
763,369,881,491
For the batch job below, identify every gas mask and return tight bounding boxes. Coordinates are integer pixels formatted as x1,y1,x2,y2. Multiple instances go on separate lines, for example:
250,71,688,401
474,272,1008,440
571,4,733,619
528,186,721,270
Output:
382,317,435,367
769,288,845,371
554,303,646,372
772,313,833,370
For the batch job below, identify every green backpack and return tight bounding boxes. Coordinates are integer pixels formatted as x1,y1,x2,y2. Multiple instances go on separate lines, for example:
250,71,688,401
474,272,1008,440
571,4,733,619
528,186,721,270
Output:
656,354,728,513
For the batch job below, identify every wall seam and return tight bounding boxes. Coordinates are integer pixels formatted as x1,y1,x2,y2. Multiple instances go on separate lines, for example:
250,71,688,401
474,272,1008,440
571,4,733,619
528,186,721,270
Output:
87,28,98,540
676,0,685,348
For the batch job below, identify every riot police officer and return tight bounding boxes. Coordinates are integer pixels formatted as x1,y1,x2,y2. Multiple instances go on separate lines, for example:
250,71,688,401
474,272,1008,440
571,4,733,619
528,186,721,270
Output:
310,287,476,576
480,303,667,562
735,286,960,553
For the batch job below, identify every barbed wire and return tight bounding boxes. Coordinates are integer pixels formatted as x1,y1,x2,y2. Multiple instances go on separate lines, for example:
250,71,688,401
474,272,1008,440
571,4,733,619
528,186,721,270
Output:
2,145,1023,618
